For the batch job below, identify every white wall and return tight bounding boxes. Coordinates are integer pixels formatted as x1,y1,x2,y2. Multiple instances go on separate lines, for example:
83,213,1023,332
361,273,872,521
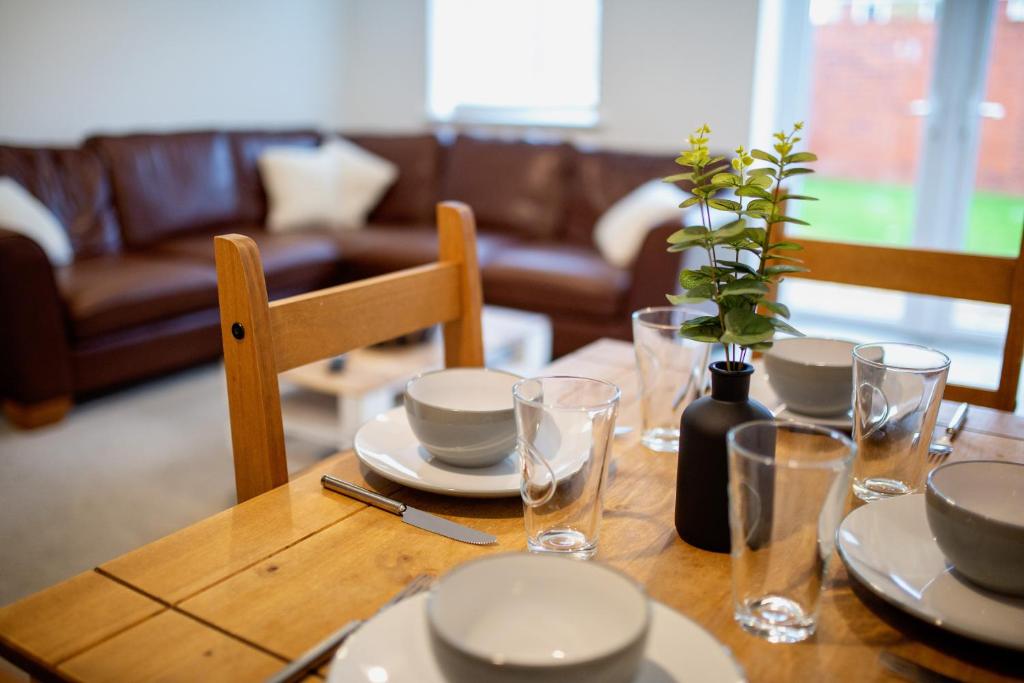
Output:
338,0,760,153
0,0,348,143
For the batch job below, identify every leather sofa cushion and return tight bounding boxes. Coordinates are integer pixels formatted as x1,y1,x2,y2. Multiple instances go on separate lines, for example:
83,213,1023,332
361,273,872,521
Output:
335,224,513,279
483,243,630,317
57,254,219,339
87,132,243,248
346,134,440,224
441,135,570,239
229,130,321,223
156,224,342,297
0,145,121,257
564,148,683,246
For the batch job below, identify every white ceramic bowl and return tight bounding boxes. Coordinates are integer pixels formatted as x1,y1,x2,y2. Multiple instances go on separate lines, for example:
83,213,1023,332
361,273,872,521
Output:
926,460,1024,596
427,554,651,683
764,338,856,417
404,368,520,467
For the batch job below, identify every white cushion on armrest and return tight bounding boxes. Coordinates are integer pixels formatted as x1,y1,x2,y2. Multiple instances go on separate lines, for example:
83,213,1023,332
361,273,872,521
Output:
0,176,73,266
593,179,685,268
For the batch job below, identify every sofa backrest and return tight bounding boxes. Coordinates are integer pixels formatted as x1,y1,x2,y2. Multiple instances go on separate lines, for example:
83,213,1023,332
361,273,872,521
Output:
0,145,122,257
344,133,441,225
86,131,251,248
440,134,571,240
563,147,683,246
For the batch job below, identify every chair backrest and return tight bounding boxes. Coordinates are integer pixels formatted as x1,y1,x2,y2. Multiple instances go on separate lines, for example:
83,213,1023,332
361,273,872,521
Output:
783,233,1024,412
215,201,484,502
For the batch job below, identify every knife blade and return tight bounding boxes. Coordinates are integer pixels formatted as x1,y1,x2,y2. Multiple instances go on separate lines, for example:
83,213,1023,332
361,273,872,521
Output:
321,475,497,545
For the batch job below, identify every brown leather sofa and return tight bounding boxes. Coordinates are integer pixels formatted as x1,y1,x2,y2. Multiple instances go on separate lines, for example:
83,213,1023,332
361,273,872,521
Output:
0,129,687,427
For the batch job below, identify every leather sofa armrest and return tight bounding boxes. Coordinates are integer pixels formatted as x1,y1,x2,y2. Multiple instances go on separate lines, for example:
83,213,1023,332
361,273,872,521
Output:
625,219,684,313
0,228,74,407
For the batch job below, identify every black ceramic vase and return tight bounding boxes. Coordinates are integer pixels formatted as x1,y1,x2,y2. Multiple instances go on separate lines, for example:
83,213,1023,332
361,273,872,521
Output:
674,361,772,553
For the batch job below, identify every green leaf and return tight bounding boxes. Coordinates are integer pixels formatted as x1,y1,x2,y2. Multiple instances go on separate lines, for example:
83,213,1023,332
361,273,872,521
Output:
663,172,692,183
748,167,776,177
707,198,741,211
747,175,774,189
715,259,756,275
667,282,714,304
714,219,746,239
747,341,774,351
783,152,818,163
767,241,803,251
721,279,769,297
679,196,701,208
770,318,804,336
747,199,774,213
667,226,708,244
711,172,740,186
770,215,810,226
667,242,703,253
750,149,779,164
781,167,814,178
679,269,710,289
679,324,724,343
778,193,817,202
760,300,791,319
764,264,809,276
764,254,804,263
680,315,720,330
744,227,767,244
721,309,774,346
735,185,772,200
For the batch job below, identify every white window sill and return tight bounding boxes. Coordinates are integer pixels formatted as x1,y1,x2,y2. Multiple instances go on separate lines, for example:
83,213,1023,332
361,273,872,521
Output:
429,106,600,130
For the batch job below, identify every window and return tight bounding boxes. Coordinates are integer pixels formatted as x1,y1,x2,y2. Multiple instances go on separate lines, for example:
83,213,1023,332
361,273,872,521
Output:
754,0,1024,398
427,0,602,127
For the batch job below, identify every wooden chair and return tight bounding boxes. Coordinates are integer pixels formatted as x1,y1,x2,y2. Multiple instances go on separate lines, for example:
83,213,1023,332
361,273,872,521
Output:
782,232,1024,412
215,202,484,502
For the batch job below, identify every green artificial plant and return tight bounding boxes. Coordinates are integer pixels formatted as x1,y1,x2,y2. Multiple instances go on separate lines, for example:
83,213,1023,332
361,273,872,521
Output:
664,122,818,368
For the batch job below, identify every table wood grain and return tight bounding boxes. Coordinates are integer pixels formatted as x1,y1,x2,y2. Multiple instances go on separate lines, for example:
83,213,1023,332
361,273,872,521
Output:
2,339,1022,682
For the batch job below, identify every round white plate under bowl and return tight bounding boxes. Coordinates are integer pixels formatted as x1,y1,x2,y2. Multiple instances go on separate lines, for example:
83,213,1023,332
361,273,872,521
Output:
837,493,1024,650
327,592,746,683
354,407,585,498
775,406,852,430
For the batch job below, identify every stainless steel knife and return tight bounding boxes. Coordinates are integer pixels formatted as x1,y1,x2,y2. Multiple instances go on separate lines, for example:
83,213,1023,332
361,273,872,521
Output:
320,475,497,545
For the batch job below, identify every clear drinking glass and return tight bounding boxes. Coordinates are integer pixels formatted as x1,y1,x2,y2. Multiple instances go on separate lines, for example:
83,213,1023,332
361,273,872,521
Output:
852,342,950,502
727,421,855,643
513,376,620,560
631,307,711,452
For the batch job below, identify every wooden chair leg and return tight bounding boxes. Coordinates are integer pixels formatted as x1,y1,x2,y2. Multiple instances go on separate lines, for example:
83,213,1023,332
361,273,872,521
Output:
2,396,71,429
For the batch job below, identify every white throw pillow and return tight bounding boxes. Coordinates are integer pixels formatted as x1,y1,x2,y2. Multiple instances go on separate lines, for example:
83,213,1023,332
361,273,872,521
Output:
593,179,688,268
0,177,73,266
258,138,398,232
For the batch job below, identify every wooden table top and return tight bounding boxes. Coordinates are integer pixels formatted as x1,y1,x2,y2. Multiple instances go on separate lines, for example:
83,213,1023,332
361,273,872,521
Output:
2,339,1023,682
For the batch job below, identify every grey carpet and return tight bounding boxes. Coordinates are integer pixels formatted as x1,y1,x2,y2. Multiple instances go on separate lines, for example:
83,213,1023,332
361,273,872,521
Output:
0,363,330,606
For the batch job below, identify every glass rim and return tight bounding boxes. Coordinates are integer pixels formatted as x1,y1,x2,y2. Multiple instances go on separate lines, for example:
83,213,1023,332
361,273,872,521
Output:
727,419,856,470
631,305,708,331
852,341,951,372
512,375,621,412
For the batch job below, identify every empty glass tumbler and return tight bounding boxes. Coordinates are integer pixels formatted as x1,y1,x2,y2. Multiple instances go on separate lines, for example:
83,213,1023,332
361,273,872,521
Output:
852,342,950,502
727,421,855,643
513,376,620,560
632,307,711,452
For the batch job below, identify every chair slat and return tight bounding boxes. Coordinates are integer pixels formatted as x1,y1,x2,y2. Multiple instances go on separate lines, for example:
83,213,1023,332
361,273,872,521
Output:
269,262,462,373
788,238,1016,305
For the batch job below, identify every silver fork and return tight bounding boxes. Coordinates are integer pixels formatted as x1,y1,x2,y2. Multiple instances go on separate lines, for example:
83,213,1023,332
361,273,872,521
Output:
928,403,969,463
266,574,434,683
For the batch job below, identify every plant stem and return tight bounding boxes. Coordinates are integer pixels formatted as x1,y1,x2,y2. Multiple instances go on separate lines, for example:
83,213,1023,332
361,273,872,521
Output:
698,193,732,368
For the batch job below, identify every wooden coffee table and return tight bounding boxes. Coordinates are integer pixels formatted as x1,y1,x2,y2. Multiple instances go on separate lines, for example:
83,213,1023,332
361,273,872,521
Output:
278,305,551,449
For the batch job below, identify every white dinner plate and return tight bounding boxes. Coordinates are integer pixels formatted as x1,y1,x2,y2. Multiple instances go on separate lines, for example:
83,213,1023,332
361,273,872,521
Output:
354,407,585,498
837,494,1024,650
327,592,746,683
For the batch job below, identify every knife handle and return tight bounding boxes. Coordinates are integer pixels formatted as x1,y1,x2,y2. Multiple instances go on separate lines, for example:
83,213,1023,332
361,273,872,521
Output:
321,475,406,515
946,402,968,437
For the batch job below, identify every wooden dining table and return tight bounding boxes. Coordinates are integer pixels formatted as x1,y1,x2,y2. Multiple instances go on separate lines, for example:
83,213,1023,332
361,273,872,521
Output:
2,338,1023,682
